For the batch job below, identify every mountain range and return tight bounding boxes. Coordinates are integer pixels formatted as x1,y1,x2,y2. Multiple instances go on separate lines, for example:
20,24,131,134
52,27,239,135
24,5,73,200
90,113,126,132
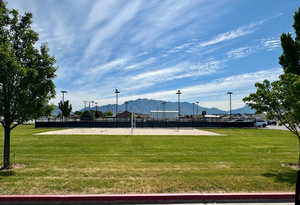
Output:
77,98,255,115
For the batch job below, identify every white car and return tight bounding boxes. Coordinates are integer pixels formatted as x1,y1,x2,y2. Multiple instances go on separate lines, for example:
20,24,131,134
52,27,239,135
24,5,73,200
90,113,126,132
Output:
255,120,267,128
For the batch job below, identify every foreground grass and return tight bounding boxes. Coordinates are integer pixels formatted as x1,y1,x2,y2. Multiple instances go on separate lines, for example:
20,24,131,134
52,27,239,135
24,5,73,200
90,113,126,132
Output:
0,125,298,194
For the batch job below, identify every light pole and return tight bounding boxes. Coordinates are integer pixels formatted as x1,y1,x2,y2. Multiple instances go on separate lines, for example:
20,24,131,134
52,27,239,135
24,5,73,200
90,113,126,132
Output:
227,91,233,118
114,88,120,118
95,102,98,112
83,101,87,111
61,90,67,103
91,101,94,111
162,101,166,120
60,91,67,121
196,101,199,116
193,103,195,117
176,90,182,119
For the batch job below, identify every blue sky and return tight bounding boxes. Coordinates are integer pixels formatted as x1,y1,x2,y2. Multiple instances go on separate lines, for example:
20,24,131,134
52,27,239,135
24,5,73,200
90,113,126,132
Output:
8,0,300,111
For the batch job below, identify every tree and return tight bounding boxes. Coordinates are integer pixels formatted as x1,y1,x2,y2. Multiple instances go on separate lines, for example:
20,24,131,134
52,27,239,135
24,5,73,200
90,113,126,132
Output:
243,8,300,205
94,111,103,119
58,100,72,119
80,110,94,121
103,111,113,117
0,2,56,169
74,111,82,116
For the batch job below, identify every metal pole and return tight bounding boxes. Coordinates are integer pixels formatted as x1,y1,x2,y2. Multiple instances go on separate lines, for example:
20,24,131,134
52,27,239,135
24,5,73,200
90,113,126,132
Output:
162,102,166,120
84,101,87,111
95,102,98,112
193,103,195,117
227,92,233,119
114,89,120,125
230,94,232,117
61,91,67,103
176,90,182,119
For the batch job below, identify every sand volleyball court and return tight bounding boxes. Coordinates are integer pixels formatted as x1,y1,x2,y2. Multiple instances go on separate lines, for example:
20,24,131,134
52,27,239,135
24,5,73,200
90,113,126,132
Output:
36,128,221,136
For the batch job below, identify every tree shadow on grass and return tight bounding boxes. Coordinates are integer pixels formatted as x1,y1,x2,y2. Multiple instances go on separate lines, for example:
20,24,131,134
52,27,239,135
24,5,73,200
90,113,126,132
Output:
262,169,297,185
0,170,15,177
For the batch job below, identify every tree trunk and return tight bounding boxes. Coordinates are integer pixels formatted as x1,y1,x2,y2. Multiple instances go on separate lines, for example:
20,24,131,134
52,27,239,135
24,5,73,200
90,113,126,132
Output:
2,126,11,169
296,137,300,205
296,170,300,205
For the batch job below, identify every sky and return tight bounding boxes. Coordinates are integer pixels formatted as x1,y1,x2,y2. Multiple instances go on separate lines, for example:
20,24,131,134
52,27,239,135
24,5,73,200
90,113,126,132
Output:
7,0,300,111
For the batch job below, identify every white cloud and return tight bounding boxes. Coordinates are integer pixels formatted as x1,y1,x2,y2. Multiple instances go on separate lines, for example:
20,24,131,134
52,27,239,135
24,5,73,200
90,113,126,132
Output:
86,58,129,76
261,38,281,50
199,24,257,47
226,47,254,59
84,0,121,31
124,57,157,70
84,0,141,58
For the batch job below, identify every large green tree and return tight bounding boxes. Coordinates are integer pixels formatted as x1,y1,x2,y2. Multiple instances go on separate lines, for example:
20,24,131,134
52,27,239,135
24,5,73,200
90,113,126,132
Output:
58,100,72,120
0,1,56,169
244,8,300,204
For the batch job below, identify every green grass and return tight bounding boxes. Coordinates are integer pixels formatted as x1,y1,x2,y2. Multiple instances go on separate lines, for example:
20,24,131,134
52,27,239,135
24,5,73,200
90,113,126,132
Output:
0,125,298,194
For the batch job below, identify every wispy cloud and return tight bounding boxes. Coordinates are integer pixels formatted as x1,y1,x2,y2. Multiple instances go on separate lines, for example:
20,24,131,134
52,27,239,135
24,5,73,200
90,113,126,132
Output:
84,1,141,58
261,38,281,50
199,22,262,47
124,57,157,70
226,47,254,59
86,58,130,76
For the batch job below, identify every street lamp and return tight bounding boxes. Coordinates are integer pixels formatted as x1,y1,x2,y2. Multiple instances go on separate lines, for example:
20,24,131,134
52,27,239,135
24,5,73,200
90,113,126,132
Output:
162,101,166,120
227,91,233,118
95,102,98,112
114,89,120,117
61,90,67,103
83,101,88,111
192,102,195,117
176,90,182,118
196,101,199,116
91,101,94,110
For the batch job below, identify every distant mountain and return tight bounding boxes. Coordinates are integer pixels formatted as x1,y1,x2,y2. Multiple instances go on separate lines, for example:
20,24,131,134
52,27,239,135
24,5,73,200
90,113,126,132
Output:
80,98,255,115
231,105,255,114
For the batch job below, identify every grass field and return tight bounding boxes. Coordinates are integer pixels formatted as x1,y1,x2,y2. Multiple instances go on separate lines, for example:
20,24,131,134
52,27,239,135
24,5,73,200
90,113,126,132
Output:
0,125,298,194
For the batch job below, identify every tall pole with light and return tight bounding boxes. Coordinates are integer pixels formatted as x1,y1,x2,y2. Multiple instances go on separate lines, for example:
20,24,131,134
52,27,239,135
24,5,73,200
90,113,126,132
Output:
196,101,199,116
95,102,98,112
193,102,195,118
162,101,166,120
227,91,233,119
176,90,182,119
114,88,120,119
83,101,87,111
60,91,67,121
61,91,67,103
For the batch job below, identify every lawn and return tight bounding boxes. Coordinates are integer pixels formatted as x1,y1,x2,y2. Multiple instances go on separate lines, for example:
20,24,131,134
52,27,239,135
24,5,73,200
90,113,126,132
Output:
0,125,298,194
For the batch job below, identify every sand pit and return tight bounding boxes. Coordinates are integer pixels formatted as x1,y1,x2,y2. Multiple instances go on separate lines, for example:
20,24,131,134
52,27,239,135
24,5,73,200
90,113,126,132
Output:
36,128,221,136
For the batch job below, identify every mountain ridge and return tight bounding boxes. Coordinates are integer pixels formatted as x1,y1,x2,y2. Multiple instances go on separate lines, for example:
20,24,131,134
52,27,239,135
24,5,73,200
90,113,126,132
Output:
79,98,255,115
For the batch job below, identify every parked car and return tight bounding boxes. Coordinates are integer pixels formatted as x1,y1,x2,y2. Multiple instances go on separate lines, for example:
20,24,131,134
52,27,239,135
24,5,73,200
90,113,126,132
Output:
267,120,277,125
255,120,268,128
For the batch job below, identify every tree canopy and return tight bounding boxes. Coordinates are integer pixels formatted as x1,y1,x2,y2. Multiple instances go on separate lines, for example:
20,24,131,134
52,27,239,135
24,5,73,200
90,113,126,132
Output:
59,100,72,118
0,1,57,169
